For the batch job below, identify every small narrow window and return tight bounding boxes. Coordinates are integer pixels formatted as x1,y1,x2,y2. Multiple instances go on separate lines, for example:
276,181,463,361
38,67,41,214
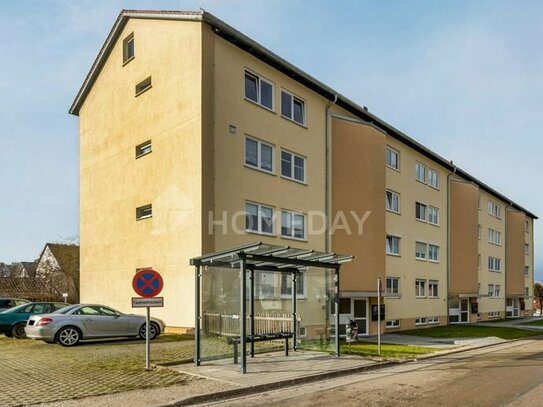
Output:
135,76,152,96
428,206,439,225
135,140,152,158
123,33,135,64
524,266,529,276
136,204,152,220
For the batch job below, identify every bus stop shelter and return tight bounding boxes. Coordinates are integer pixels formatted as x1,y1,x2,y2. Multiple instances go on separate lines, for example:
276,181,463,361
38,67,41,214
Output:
190,242,353,374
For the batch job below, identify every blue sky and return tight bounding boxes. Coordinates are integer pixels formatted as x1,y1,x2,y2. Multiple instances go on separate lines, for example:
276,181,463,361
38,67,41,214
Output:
0,1,541,281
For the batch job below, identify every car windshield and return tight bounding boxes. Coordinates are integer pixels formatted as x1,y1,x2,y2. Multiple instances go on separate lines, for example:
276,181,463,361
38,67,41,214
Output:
53,304,80,314
0,303,28,314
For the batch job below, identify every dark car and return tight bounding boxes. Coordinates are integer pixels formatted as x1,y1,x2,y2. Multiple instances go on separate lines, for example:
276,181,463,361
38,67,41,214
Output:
0,298,29,311
0,302,69,339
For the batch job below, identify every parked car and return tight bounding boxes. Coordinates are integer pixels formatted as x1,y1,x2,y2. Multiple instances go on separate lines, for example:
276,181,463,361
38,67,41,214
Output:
0,298,29,311
25,304,166,346
0,302,69,339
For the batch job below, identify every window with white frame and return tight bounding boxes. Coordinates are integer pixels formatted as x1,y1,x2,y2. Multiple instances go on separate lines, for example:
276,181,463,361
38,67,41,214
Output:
428,206,439,225
525,243,530,255
428,169,439,189
428,244,439,262
488,256,501,272
416,202,427,221
525,287,530,297
477,225,482,239
415,280,426,297
494,284,501,297
281,150,305,182
281,90,305,125
386,147,400,170
487,201,501,219
428,316,440,324
244,71,274,110
245,137,274,173
386,319,400,328
524,266,530,276
245,202,274,234
386,277,400,295
254,271,275,298
525,220,530,232
415,317,427,325
386,190,400,213
416,162,426,183
386,235,401,255
281,210,305,240
488,228,502,245
280,272,305,297
488,284,495,297
478,254,481,269
415,242,427,260
428,280,439,297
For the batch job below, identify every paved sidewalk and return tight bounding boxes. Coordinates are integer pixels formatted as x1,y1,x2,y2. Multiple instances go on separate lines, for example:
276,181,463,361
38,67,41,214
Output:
476,316,543,331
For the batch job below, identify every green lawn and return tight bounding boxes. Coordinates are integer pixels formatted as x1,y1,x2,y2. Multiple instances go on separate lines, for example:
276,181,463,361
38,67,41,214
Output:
300,339,438,359
525,319,543,327
400,325,540,340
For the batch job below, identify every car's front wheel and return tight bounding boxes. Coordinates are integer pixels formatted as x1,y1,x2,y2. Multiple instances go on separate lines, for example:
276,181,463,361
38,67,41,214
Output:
139,322,159,340
56,326,81,347
11,323,27,339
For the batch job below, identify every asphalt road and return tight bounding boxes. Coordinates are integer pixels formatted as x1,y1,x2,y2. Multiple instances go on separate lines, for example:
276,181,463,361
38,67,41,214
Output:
203,338,543,407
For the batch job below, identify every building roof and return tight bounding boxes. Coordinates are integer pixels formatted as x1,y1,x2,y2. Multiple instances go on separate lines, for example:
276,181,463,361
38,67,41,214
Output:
190,242,353,270
0,277,53,299
20,262,38,278
69,9,537,219
41,244,80,277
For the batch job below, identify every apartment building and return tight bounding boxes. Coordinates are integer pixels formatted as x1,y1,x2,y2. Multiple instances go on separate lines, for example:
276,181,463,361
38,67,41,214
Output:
70,10,536,334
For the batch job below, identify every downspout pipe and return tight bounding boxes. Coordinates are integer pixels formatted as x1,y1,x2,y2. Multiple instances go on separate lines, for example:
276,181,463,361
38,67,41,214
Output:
447,165,457,324
325,94,338,253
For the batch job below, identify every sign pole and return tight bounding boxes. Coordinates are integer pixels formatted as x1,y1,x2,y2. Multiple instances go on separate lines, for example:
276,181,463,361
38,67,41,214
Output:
377,278,381,356
146,306,151,370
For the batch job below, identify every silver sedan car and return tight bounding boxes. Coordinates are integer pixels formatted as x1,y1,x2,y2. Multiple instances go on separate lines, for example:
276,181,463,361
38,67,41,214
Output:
25,304,166,346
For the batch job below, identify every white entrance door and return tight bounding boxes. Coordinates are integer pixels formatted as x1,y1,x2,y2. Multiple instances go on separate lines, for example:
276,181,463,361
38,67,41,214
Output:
506,299,520,317
352,299,368,335
460,299,470,323
336,298,368,336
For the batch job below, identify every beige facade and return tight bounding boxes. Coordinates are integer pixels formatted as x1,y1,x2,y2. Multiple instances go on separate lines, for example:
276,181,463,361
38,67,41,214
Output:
72,10,536,334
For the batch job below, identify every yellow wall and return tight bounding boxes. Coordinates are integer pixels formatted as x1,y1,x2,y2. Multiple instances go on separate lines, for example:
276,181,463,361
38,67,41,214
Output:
384,138,450,326
79,19,206,328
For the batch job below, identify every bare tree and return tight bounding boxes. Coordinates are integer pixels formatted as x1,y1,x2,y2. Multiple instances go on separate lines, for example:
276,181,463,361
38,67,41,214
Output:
534,282,543,317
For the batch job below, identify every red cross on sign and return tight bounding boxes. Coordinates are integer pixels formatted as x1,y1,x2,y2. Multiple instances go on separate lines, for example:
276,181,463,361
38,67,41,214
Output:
132,269,164,298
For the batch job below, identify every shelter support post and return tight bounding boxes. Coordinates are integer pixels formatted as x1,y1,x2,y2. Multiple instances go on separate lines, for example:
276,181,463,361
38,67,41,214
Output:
292,271,297,351
240,259,247,374
250,267,255,357
334,268,340,357
195,265,201,366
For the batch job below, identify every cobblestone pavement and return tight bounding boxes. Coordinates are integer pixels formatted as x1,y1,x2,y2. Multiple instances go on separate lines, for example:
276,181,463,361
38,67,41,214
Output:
0,335,197,407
